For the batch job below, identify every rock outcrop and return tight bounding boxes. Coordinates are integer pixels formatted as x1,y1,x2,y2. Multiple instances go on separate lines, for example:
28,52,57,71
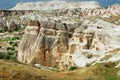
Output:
17,18,120,69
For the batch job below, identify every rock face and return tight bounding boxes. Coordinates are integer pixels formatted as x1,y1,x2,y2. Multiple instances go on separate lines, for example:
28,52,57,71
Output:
18,19,119,69
18,20,75,68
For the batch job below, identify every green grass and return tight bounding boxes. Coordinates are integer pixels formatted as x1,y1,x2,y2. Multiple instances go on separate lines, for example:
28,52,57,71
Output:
94,63,120,80
0,60,120,80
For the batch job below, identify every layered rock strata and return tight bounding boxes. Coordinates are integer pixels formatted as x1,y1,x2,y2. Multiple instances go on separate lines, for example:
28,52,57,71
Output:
18,19,113,69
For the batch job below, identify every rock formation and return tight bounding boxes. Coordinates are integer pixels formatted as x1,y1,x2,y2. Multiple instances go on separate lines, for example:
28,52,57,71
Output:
7,20,20,31
57,4,120,18
7,1,120,70
0,20,7,31
11,1,101,10
17,18,120,69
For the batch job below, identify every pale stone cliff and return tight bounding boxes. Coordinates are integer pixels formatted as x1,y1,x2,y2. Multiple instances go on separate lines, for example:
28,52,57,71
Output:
8,1,120,70
18,18,120,69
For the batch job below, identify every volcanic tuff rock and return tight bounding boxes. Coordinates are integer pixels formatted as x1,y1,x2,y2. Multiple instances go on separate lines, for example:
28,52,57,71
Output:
0,19,21,31
57,4,120,18
0,20,7,31
11,1,101,10
17,18,120,69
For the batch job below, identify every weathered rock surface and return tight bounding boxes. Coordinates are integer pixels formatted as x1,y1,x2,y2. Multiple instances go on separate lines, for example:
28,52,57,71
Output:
7,20,20,31
0,19,21,31
18,18,120,69
57,4,120,18
0,20,7,31
11,1,101,10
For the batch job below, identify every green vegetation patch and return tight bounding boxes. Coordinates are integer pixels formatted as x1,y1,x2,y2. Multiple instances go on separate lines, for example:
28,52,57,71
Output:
0,36,22,42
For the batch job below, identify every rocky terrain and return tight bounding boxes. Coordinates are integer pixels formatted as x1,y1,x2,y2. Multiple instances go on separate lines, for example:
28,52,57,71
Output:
11,1,101,10
0,0,120,80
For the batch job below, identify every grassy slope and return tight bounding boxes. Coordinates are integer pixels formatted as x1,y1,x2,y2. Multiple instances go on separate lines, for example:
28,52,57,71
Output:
0,60,120,80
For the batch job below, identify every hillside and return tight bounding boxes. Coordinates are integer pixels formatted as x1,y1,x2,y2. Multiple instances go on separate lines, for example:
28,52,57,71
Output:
0,60,120,80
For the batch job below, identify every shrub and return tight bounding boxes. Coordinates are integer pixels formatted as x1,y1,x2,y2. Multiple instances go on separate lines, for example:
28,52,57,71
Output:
87,54,93,59
69,66,78,71
104,62,115,68
0,30,3,33
0,52,4,59
6,47,15,51
12,43,18,47
4,53,11,60
9,41,14,45
0,52,17,60
86,63,91,67
8,30,13,33
12,36,22,40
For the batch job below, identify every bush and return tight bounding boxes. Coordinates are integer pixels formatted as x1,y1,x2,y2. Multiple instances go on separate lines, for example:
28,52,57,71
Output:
4,53,11,60
0,30,3,33
87,54,93,59
104,62,115,68
0,52,4,59
69,66,78,71
6,47,15,51
8,30,13,33
12,43,18,47
12,36,21,40
0,52,17,60
86,63,91,67
9,41,14,45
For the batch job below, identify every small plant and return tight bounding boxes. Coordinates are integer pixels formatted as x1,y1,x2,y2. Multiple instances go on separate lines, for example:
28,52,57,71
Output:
8,30,13,33
0,30,3,33
0,52,17,60
4,53,11,60
9,41,14,45
12,42,18,47
69,66,78,71
6,47,15,51
86,63,91,67
0,52,4,59
12,36,22,40
87,54,93,59
103,62,115,68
